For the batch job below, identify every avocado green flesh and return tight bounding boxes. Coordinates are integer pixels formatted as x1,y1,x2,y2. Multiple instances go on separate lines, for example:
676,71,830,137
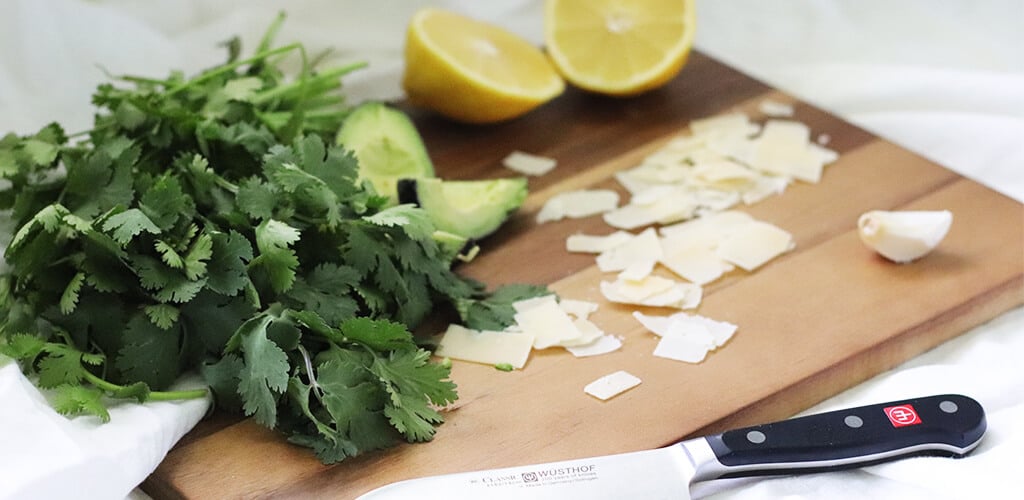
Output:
414,177,528,240
336,102,434,203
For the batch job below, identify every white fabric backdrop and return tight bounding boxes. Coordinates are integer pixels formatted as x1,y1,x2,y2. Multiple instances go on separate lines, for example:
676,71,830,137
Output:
1,1,1021,499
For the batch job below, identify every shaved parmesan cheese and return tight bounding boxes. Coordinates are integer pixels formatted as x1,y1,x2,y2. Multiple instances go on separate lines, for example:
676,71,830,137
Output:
601,275,676,302
641,283,702,309
744,120,839,184
690,160,760,188
690,112,760,139
618,259,656,281
512,294,558,314
635,312,737,364
749,120,811,178
584,370,642,400
514,299,583,349
562,318,606,347
613,169,658,196
559,299,599,319
603,187,697,229
692,188,741,215
602,203,662,230
659,210,754,242
537,189,620,223
811,143,839,165
601,276,702,309
659,243,734,285
653,328,713,363
435,324,535,369
741,175,789,205
566,231,634,253
758,98,795,117
716,220,794,271
565,334,622,357
706,134,757,165
596,228,661,272
502,150,557,176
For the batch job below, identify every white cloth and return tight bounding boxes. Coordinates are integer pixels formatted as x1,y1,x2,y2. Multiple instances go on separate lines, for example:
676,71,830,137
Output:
0,1,1021,499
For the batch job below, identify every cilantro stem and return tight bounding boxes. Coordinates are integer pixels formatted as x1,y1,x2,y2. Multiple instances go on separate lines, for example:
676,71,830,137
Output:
251,62,367,106
255,11,288,55
81,370,208,402
165,42,304,96
296,344,322,394
119,75,175,86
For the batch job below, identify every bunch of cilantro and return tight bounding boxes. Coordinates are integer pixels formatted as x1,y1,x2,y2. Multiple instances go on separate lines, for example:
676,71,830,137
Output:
0,14,544,463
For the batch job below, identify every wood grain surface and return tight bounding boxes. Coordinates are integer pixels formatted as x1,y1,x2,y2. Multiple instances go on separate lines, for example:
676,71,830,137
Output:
143,52,1024,499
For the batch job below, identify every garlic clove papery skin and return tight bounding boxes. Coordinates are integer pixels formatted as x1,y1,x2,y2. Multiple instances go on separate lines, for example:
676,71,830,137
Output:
857,210,953,263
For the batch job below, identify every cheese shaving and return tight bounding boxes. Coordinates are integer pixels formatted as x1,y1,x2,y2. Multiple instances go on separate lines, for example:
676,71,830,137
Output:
635,312,738,364
595,228,662,272
566,231,634,253
559,299,600,319
716,220,795,271
514,299,583,349
565,334,623,357
584,370,642,400
502,150,557,176
758,98,795,117
435,324,535,369
601,276,702,309
537,189,620,223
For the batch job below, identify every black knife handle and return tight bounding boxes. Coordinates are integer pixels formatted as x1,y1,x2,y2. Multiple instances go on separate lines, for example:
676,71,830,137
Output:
701,394,985,480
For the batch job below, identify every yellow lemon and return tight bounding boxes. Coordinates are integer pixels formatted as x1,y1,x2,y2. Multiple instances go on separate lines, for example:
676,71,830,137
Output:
544,0,696,96
402,8,566,124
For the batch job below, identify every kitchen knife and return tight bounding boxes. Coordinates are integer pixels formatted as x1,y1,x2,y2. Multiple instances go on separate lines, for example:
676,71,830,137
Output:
356,394,985,499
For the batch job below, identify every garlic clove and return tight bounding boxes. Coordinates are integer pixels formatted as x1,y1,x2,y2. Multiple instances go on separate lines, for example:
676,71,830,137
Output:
857,210,953,263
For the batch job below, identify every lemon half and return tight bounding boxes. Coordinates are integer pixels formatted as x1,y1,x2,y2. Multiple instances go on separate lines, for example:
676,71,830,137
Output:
403,8,566,124
544,0,696,96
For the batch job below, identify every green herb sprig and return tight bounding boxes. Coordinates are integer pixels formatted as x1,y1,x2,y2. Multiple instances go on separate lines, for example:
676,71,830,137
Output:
0,13,546,463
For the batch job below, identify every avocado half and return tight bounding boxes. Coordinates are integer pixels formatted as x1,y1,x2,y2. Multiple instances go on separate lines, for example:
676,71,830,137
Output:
398,177,528,240
336,102,434,203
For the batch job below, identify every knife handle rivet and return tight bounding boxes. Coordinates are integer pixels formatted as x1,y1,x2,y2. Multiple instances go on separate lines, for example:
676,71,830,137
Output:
844,415,864,428
746,430,766,444
939,400,959,413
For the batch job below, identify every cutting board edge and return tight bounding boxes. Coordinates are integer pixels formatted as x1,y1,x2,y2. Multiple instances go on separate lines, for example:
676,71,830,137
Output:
680,272,1023,441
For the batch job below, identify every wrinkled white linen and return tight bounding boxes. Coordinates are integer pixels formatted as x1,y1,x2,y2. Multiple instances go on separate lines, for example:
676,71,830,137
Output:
0,1,1021,499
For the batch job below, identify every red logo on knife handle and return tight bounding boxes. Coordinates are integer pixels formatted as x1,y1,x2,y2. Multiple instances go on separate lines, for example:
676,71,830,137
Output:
884,404,922,427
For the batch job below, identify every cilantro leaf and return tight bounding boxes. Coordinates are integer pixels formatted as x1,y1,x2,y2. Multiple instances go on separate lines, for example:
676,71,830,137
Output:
236,177,278,220
316,358,396,452
51,384,111,422
37,344,88,388
200,353,244,412
206,230,254,295
233,315,290,428
115,313,183,389
284,263,359,326
139,175,193,231
362,204,435,243
102,208,162,245
183,232,213,280
59,272,86,315
0,333,46,361
370,349,457,442
252,219,301,293
144,303,180,330
340,317,416,353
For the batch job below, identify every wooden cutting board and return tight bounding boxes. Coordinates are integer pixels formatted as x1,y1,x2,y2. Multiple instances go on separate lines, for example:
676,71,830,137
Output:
144,52,1024,499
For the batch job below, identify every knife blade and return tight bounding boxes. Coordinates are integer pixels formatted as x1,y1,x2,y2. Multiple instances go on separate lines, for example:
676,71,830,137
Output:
356,394,985,499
